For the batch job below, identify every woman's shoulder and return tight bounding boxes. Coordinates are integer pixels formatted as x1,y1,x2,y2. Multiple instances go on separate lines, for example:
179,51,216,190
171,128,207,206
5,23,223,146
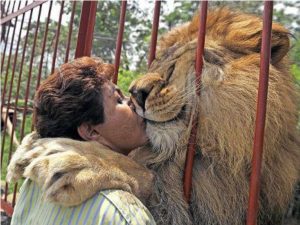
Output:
12,180,155,225
99,189,155,224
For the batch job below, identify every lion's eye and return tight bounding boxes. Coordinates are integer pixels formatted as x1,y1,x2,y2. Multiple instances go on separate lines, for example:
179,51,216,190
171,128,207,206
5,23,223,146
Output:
166,64,175,82
203,49,224,66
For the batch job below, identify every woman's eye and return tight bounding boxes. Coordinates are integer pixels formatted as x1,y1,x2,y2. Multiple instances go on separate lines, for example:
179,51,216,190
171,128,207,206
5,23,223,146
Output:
116,89,124,98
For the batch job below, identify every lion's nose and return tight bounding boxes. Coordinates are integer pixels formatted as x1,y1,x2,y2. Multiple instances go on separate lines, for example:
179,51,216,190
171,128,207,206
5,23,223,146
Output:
129,87,150,111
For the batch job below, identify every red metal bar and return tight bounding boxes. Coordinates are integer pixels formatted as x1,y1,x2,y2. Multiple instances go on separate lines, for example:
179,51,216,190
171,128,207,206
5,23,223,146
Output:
75,1,97,58
8,6,34,141
35,1,53,91
0,0,11,72
20,5,42,140
31,1,53,131
6,1,28,207
0,1,21,167
0,0,47,25
2,1,22,202
148,0,161,67
51,1,64,74
12,183,18,206
7,0,28,152
113,1,127,84
1,0,17,116
246,2,273,225
65,1,76,63
183,0,208,203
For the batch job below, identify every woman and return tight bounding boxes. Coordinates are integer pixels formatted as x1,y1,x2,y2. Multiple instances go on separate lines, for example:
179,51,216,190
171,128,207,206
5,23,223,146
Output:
8,57,156,225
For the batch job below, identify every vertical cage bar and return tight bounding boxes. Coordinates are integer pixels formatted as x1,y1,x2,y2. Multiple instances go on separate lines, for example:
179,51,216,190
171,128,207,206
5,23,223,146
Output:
12,183,18,206
0,1,21,167
2,0,22,202
1,0,17,116
9,5,34,141
75,1,97,58
35,1,53,92
183,0,208,203
1,5,32,168
246,2,273,225
31,1,53,131
6,0,30,207
65,1,76,63
1,0,11,72
7,0,28,154
148,0,161,67
113,0,127,84
6,0,29,162
51,1,64,74
20,5,42,140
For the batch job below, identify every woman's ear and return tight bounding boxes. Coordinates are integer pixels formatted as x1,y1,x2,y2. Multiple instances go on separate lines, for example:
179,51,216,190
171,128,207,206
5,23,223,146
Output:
77,123,100,141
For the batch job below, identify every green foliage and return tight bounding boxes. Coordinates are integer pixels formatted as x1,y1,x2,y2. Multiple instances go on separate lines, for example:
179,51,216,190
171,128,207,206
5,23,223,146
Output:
291,64,300,86
160,1,199,31
117,69,141,95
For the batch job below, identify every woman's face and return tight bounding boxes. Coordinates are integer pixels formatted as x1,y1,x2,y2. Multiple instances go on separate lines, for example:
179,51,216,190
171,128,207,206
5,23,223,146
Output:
94,81,148,154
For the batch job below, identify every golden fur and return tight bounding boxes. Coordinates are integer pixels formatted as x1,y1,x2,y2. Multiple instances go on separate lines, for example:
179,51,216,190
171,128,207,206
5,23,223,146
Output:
7,8,300,225
128,8,300,225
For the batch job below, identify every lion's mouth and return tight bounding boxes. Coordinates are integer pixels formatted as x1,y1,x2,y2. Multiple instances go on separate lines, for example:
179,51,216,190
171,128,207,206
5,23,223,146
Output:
130,95,186,124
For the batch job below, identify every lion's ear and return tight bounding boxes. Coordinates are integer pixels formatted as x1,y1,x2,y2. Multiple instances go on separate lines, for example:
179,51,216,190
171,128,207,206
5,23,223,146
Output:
224,21,290,64
268,25,290,64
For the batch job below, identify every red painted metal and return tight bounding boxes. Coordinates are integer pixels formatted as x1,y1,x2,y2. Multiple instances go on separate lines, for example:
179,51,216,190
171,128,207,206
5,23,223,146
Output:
65,1,76,63
1,1,21,166
31,1,53,132
2,0,22,203
0,199,14,217
113,1,127,84
35,1,53,92
1,0,17,117
20,5,42,140
4,1,28,207
246,2,274,225
51,1,64,74
75,1,97,58
12,183,18,206
0,0,47,25
183,0,208,203
0,0,11,72
148,0,161,67
7,0,28,156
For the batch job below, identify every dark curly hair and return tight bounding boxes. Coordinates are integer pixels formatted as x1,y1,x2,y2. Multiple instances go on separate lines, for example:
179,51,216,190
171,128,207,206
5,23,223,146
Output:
33,57,115,140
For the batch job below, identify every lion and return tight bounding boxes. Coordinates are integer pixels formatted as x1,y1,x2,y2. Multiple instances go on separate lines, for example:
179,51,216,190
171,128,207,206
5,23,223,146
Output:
7,8,300,225
126,7,300,225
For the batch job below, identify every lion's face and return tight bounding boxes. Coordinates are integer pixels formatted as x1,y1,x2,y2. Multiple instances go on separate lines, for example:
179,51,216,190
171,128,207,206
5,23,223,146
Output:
129,9,292,155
